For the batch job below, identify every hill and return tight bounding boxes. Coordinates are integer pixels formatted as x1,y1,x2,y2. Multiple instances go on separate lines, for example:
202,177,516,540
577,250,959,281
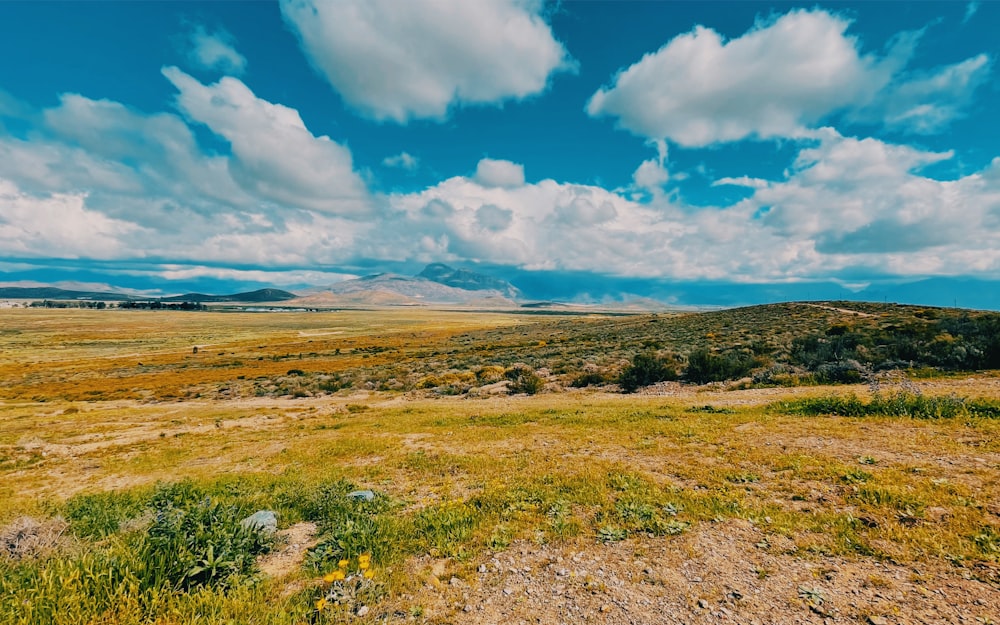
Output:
417,263,521,299
159,288,297,303
0,286,134,301
293,271,519,307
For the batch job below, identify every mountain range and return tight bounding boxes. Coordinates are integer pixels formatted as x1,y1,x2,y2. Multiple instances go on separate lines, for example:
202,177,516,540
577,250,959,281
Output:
0,265,522,308
290,264,521,307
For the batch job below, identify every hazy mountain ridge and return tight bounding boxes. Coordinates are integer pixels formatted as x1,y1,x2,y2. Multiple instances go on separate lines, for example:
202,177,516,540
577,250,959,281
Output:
160,289,297,303
417,263,521,299
0,286,297,303
0,287,135,301
291,269,519,307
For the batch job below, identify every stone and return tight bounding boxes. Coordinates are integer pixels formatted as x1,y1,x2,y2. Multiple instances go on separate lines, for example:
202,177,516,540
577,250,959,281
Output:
240,510,277,534
347,490,375,502
356,605,369,617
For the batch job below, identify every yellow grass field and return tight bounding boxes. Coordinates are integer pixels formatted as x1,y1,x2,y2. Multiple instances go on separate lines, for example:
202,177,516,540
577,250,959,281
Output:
1,308,998,624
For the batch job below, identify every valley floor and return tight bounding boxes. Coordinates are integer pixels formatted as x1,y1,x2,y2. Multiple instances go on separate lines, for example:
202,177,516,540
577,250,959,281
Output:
1,308,998,623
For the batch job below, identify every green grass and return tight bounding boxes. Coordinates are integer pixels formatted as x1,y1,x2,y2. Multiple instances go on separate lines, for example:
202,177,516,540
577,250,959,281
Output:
777,391,1000,419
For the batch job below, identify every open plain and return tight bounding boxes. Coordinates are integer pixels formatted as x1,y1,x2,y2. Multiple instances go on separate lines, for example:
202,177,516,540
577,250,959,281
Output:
1,306,998,624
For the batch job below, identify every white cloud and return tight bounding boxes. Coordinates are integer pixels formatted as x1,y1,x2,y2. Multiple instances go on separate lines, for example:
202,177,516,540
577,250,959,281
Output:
382,151,419,171
853,54,992,134
633,158,669,192
41,93,250,210
186,25,247,75
279,0,574,123
963,2,980,24
713,176,769,190
587,9,990,145
162,67,370,215
379,137,1000,282
0,180,141,259
474,158,525,188
744,130,1000,274
153,265,357,286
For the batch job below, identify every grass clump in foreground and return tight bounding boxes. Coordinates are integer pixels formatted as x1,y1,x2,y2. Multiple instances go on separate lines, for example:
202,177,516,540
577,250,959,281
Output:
777,390,1000,419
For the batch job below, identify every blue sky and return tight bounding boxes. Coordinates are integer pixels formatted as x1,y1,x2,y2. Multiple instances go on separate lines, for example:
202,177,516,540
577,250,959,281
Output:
1,1,998,305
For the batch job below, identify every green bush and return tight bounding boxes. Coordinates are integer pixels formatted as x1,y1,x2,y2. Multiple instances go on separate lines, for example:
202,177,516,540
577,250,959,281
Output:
505,365,544,395
570,371,608,388
684,349,758,383
143,497,273,590
619,352,678,392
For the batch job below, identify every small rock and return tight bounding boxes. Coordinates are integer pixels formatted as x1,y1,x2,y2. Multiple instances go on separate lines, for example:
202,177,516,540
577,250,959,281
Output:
463,605,473,613
478,564,487,573
347,490,375,502
355,605,369,617
698,599,709,609
240,510,277,534
556,568,570,577
449,576,462,586
925,506,950,523
503,587,514,596
867,617,888,625
600,604,611,613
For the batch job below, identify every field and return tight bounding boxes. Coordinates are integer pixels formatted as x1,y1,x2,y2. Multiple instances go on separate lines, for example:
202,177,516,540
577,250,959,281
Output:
1,306,999,624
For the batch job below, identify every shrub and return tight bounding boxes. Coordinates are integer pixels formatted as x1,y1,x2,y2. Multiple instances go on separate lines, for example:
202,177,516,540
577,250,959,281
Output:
570,371,608,388
684,349,758,384
814,359,867,384
618,352,678,392
505,365,544,395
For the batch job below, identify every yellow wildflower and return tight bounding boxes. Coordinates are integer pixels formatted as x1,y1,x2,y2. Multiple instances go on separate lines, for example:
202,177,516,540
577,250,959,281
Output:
315,598,327,610
338,559,349,569
358,553,372,563
323,572,337,583
331,570,345,581
364,569,375,579
359,560,370,570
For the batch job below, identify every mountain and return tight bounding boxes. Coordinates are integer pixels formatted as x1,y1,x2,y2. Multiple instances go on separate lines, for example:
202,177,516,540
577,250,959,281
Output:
0,287,134,301
417,263,521,299
159,288,297,303
290,271,519,307
0,286,297,303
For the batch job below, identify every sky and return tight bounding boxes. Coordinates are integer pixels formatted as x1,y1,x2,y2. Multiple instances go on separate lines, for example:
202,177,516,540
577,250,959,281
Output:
1,1,999,306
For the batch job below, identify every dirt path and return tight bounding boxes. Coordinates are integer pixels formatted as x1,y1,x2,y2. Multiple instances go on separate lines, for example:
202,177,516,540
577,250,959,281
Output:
803,303,876,318
400,524,999,624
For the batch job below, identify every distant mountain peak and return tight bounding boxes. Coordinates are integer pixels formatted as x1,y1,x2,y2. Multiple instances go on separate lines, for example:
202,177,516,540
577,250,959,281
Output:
416,263,520,299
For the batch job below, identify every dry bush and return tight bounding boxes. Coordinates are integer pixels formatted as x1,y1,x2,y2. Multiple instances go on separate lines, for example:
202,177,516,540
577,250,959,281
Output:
0,516,69,560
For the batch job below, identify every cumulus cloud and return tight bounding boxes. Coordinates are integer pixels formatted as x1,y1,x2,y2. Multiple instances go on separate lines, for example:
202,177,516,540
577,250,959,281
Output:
474,158,525,188
382,151,419,171
186,24,247,75
163,67,370,215
0,179,141,259
587,9,990,145
0,82,375,272
737,130,1000,275
378,137,1000,281
279,0,574,122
